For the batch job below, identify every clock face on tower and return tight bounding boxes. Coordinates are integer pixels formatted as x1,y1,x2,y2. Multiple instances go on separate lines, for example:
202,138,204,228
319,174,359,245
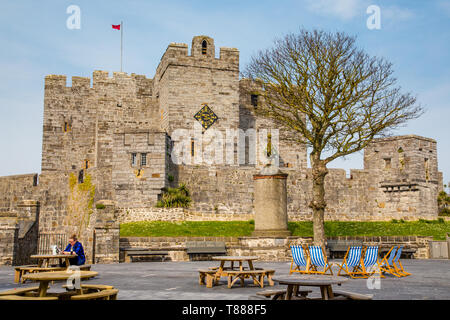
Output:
194,104,218,130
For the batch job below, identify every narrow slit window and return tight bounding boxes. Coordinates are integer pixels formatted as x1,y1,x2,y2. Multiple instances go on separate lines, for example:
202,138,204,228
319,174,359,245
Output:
141,153,147,166
384,158,391,169
84,160,89,170
267,133,272,157
251,95,258,107
78,170,84,184
191,139,195,157
202,40,207,55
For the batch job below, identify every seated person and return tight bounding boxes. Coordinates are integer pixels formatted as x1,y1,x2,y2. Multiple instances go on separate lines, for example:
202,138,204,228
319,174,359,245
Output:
62,234,86,266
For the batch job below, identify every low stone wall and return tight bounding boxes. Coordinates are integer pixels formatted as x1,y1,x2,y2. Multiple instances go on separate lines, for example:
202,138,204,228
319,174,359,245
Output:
117,207,254,223
117,207,446,223
119,235,433,262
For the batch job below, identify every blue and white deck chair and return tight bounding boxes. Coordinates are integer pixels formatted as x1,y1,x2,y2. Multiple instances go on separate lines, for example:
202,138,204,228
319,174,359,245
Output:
392,246,411,277
308,246,333,275
289,245,310,274
380,246,402,277
358,246,384,278
336,246,363,278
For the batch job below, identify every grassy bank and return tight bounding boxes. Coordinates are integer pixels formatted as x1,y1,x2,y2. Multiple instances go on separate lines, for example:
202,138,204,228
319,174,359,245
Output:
120,219,450,240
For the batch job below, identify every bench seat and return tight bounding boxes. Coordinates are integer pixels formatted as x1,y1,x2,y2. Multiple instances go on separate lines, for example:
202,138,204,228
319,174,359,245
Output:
224,269,275,289
70,289,119,300
198,269,218,288
16,266,67,283
0,295,58,300
186,241,227,258
123,250,169,263
0,286,40,296
333,289,373,300
256,288,312,300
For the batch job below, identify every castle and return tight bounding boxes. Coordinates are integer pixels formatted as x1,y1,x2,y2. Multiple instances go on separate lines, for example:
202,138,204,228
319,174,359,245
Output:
0,36,443,265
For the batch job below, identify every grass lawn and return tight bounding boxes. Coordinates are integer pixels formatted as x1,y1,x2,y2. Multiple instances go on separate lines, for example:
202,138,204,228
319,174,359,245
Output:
120,219,450,240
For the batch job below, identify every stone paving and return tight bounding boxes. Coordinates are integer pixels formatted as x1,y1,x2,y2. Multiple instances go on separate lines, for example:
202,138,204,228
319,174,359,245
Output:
0,259,449,300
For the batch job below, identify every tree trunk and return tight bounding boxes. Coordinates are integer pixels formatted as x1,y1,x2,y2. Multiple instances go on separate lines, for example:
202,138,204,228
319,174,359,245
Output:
309,155,329,247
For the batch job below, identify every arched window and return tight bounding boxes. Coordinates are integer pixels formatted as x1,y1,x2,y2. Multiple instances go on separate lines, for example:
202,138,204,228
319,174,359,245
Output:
202,40,207,55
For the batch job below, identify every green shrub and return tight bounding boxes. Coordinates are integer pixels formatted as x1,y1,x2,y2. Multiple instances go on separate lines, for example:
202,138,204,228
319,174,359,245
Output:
156,183,191,208
439,208,450,216
95,203,106,210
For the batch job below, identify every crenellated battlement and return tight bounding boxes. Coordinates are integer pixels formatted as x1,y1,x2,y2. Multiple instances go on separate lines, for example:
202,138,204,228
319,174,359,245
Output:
44,71,153,93
155,36,239,81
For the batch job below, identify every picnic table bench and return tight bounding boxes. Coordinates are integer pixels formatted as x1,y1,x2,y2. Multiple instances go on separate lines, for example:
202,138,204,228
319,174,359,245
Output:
186,241,227,259
14,264,92,283
198,268,275,289
255,288,312,300
121,248,169,263
333,289,373,300
70,288,119,300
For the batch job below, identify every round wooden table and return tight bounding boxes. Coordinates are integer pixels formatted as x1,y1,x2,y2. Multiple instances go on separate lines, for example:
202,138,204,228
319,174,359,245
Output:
273,275,348,300
30,254,78,268
22,270,98,297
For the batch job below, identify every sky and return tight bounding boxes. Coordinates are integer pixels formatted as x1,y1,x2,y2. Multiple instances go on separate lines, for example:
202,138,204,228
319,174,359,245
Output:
0,0,449,186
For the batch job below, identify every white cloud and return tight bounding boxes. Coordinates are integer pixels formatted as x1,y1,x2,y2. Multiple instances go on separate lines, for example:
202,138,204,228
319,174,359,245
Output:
305,0,368,20
382,6,415,22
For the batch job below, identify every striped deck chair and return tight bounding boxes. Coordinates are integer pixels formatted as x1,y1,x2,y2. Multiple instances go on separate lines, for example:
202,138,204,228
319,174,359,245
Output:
289,245,310,274
336,246,363,278
354,246,384,279
392,246,411,277
308,246,333,275
380,246,402,277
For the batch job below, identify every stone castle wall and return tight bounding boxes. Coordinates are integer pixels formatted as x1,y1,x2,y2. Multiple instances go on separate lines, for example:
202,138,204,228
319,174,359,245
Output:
0,35,444,265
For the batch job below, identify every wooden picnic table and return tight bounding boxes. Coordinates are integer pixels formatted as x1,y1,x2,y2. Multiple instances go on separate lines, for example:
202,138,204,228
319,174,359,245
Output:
212,256,259,275
273,275,348,300
203,256,273,288
30,254,78,268
22,270,98,297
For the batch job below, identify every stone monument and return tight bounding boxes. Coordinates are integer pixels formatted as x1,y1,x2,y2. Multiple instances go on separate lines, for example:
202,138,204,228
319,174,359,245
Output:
252,164,291,237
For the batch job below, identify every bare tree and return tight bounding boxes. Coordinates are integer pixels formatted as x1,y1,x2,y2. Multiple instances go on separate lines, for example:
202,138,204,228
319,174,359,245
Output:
243,29,423,246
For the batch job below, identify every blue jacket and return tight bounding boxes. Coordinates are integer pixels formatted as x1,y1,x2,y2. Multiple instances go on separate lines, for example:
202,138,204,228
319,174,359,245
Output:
64,241,86,265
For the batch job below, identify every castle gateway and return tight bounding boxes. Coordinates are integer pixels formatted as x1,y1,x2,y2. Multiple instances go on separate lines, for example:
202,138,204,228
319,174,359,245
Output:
0,36,443,265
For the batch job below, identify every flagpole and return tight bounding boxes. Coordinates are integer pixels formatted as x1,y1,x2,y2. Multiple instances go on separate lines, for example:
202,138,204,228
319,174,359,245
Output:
120,21,123,72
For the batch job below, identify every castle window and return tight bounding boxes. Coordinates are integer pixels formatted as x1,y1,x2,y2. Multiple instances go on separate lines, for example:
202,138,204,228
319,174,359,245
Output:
384,158,391,169
424,158,430,181
84,160,89,170
191,138,195,157
64,122,71,132
266,133,272,157
33,175,38,187
202,40,207,55
141,153,147,166
251,95,258,107
131,153,137,166
78,170,84,184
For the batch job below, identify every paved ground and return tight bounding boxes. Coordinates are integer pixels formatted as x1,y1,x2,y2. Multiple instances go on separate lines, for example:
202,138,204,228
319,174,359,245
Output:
1,259,449,300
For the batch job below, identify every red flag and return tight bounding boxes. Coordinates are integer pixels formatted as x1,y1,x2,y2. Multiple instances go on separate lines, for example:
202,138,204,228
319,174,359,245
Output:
112,24,121,30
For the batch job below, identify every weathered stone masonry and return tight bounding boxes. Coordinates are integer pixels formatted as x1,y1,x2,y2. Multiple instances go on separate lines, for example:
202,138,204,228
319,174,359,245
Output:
0,35,443,265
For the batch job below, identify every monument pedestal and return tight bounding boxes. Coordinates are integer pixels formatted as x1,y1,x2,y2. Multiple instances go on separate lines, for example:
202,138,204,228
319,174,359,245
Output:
252,165,291,237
